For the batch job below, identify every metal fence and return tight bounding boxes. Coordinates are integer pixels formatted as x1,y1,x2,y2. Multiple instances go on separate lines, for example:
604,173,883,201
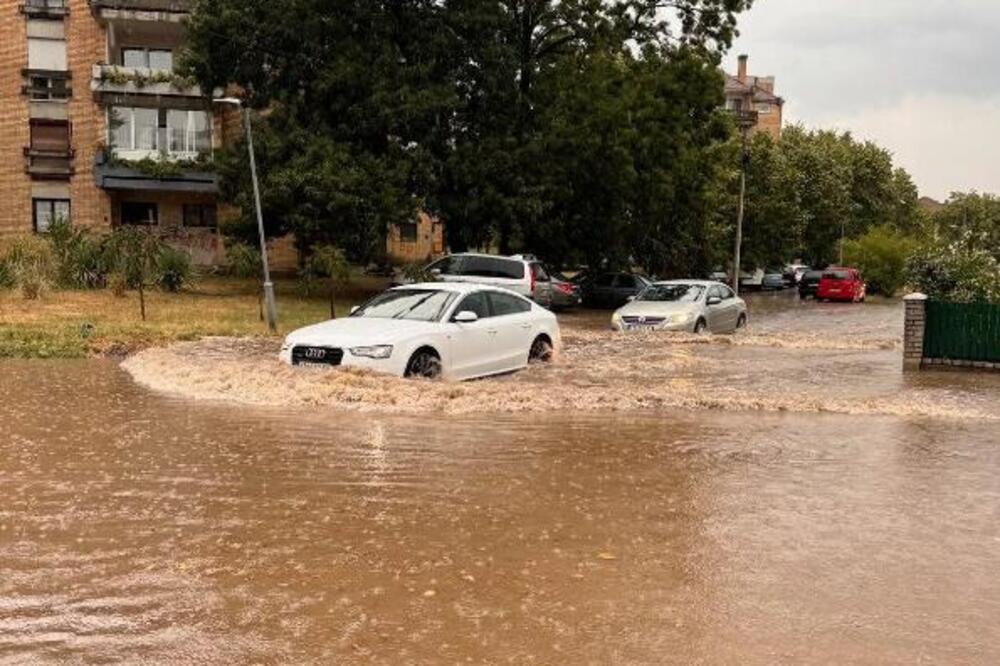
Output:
924,301,1000,364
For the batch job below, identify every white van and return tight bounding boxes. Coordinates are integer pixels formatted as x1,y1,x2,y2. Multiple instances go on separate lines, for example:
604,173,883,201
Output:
425,253,554,308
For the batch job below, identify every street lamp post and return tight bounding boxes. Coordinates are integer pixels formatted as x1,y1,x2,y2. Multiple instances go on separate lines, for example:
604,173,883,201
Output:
213,97,277,332
732,110,758,297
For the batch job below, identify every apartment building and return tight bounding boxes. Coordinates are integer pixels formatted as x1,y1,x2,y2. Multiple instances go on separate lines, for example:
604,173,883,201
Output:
0,0,234,263
724,54,784,139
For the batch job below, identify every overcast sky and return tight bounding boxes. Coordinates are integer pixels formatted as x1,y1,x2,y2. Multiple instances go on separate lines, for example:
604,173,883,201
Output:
724,0,1000,200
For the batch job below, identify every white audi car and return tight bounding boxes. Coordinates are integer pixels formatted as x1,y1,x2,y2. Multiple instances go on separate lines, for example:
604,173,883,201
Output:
280,283,561,380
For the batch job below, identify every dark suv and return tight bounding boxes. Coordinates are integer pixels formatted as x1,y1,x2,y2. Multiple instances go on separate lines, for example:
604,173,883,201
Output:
798,270,824,300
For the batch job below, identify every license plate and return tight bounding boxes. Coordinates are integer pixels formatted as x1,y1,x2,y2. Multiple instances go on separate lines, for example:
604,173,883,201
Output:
626,324,658,331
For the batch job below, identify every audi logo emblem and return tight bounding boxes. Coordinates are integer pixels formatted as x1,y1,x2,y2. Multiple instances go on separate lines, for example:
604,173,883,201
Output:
304,348,327,360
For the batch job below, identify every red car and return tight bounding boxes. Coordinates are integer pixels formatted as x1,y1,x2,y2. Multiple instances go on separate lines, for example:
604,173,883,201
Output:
817,267,866,302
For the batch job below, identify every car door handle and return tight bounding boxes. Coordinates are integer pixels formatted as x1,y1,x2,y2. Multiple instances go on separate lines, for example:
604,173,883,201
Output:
520,323,532,329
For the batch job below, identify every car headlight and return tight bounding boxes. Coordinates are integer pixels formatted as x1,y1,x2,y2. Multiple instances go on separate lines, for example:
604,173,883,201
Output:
611,312,623,327
349,345,394,359
280,340,292,352
673,312,694,324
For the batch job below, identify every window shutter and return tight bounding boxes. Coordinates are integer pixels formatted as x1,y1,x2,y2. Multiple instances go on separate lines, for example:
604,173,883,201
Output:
28,37,67,71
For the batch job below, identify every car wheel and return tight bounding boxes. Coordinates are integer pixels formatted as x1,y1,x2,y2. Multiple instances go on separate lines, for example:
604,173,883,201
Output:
529,336,554,364
405,349,442,380
694,318,708,335
736,313,747,330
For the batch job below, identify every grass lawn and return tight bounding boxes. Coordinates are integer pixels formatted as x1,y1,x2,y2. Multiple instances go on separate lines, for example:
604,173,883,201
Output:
0,276,389,359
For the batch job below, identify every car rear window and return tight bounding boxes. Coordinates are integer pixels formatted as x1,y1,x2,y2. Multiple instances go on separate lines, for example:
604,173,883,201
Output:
823,271,851,280
460,256,525,280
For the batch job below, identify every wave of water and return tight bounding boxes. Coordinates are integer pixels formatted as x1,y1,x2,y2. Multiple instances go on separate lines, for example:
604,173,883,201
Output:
121,327,996,421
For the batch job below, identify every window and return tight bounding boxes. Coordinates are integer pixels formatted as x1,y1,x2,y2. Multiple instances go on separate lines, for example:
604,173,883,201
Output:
614,275,639,289
637,284,705,303
121,202,158,226
593,274,615,287
30,120,70,152
27,74,69,100
530,263,550,281
488,291,531,316
428,255,462,275
460,256,524,280
756,103,771,115
33,198,70,233
111,107,210,155
398,222,418,243
28,37,66,71
122,48,173,71
183,204,217,228
351,289,456,322
453,292,491,320
720,286,736,300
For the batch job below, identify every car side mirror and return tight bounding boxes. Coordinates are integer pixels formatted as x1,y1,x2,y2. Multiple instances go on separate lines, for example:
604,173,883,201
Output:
707,296,722,306
453,310,479,324
626,295,636,302
429,268,442,277
350,305,360,315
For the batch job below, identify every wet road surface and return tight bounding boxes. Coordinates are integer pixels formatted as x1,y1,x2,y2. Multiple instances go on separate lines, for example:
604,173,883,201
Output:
2,293,1000,664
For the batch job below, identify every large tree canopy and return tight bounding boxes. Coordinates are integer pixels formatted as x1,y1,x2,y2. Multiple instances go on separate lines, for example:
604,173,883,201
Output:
184,0,752,267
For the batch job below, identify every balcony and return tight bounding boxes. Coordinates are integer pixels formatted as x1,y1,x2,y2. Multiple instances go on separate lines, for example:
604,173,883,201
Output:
20,0,69,19
25,147,75,180
91,64,211,102
89,0,191,23
93,150,218,194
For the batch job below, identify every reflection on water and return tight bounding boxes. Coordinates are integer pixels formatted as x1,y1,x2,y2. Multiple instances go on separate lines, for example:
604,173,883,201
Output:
2,296,1000,664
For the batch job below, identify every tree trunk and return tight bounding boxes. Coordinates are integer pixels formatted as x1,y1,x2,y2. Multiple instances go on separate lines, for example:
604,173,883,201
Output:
139,284,146,322
259,290,264,321
330,283,337,319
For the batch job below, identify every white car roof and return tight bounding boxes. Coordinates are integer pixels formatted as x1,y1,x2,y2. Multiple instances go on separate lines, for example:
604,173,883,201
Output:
651,279,724,287
392,282,525,296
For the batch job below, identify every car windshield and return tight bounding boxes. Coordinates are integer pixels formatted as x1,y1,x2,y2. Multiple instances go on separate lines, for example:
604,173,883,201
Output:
352,289,456,322
637,284,704,303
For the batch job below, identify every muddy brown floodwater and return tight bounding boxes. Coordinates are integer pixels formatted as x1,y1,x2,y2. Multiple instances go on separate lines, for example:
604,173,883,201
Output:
2,293,1000,664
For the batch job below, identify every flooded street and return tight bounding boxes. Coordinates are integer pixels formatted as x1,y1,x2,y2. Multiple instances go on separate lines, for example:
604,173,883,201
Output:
2,294,1000,664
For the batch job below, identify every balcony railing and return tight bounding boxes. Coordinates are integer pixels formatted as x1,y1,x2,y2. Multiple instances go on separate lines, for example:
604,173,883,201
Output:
92,64,208,99
25,147,76,179
20,0,69,19
89,0,192,21
111,128,212,162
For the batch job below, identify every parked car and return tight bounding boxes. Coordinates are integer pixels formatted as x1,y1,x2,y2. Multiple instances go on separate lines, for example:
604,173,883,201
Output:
581,272,653,308
424,253,554,308
783,263,811,286
280,283,561,380
708,268,731,285
739,268,765,291
611,281,747,334
762,269,786,290
550,272,583,309
798,270,824,299
817,267,867,302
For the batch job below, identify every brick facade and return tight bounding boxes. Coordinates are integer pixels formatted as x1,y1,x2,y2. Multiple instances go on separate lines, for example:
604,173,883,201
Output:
724,55,784,140
0,0,31,238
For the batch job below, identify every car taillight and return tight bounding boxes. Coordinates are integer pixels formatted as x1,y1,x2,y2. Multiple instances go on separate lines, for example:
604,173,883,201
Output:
556,283,574,295
530,267,537,293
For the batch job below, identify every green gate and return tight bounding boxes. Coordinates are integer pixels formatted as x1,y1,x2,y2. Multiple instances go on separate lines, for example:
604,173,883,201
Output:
924,301,1000,363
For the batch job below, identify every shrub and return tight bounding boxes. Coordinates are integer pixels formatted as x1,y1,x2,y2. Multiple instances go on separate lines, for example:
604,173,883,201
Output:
157,246,194,293
225,242,262,279
906,236,1000,303
300,245,351,317
843,225,917,296
401,261,438,284
0,254,12,289
104,228,164,320
4,236,56,300
47,221,112,289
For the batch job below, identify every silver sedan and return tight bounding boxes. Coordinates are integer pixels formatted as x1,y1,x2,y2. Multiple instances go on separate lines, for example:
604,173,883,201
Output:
611,280,748,334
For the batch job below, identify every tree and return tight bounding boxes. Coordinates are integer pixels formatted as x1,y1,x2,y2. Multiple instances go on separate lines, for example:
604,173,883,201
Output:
106,228,163,321
843,225,916,296
304,245,353,319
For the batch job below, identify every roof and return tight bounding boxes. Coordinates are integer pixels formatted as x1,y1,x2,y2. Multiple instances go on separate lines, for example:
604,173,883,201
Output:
724,74,783,105
393,282,525,296
652,280,724,287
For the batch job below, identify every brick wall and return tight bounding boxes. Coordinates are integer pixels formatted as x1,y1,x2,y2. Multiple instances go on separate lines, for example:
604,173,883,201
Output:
0,0,31,238
902,293,927,371
66,0,112,230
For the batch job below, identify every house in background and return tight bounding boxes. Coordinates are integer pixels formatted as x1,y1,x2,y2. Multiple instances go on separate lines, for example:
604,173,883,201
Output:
387,212,445,264
724,54,784,139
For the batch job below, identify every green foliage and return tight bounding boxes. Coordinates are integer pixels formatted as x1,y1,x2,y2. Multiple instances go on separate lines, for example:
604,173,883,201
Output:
723,125,923,271
299,245,352,317
3,236,56,300
47,221,112,289
401,261,438,283
157,246,195,293
0,254,12,289
930,192,1000,262
184,0,753,271
224,242,262,279
843,225,917,296
907,233,1000,303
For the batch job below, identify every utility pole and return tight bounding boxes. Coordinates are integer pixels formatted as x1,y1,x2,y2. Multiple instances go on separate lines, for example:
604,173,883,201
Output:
214,97,278,333
732,110,758,297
